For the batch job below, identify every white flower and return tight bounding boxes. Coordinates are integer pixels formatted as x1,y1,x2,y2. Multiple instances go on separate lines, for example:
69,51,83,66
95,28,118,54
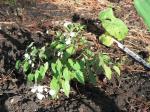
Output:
24,53,30,59
57,52,63,58
10,98,14,104
31,85,44,93
60,89,64,92
36,93,45,100
44,88,48,92
64,21,72,27
37,86,44,93
70,32,76,37
57,52,61,56
46,30,49,34
31,63,34,67
49,89,56,96
31,86,38,93
63,33,67,36
29,60,32,64
65,38,71,45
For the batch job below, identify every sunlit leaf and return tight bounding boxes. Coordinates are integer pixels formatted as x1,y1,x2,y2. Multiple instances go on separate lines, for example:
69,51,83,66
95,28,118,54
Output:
51,63,56,74
27,73,34,81
39,62,49,79
75,70,84,84
23,61,30,72
98,8,115,21
74,61,81,70
102,64,112,80
113,65,120,76
50,77,60,97
15,60,20,70
68,59,74,68
63,67,70,81
99,34,114,47
66,46,75,55
34,70,40,82
56,59,62,75
102,18,128,41
56,44,66,50
62,80,70,97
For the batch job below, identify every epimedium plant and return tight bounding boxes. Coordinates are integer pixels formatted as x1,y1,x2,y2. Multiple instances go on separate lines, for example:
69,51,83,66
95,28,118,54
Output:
16,21,121,99
98,8,128,47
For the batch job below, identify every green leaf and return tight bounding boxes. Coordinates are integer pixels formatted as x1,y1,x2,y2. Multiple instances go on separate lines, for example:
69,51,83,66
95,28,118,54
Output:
39,46,47,59
51,63,56,74
101,54,110,64
55,44,66,50
85,49,94,57
99,53,110,66
56,59,62,75
70,71,76,79
102,64,112,80
39,62,49,79
88,73,96,84
99,34,114,47
66,46,75,55
34,70,40,82
50,77,60,97
98,8,115,21
74,61,81,70
113,65,120,76
102,18,128,41
15,60,20,70
62,80,70,97
75,70,84,84
23,61,30,72
63,67,70,81
68,59,74,68
27,73,34,81
51,41,57,48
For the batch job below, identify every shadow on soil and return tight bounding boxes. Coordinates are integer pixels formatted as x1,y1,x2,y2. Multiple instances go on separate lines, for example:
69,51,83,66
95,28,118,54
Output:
0,93,16,112
75,84,120,112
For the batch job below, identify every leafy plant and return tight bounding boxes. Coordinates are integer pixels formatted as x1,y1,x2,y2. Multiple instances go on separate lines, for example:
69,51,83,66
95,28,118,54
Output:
98,8,128,46
134,0,150,31
16,22,120,98
16,42,48,84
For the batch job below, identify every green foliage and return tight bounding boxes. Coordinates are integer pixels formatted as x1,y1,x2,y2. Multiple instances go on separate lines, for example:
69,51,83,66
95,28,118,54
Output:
15,42,48,84
99,33,113,47
134,0,150,31
16,22,121,98
98,8,128,46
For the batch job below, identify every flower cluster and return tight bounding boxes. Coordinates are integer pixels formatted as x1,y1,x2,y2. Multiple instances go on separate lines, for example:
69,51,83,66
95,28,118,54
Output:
31,85,56,100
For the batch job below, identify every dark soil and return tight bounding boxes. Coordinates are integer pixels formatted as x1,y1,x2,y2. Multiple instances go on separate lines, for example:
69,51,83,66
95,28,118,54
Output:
0,0,150,112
